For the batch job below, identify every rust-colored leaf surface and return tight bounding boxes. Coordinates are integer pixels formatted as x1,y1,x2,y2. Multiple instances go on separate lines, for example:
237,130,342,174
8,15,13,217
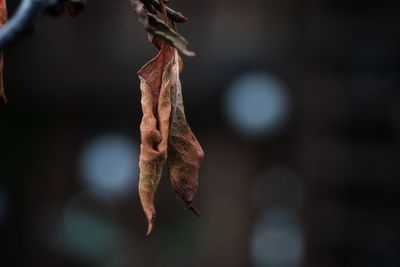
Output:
135,0,203,235
0,0,7,104
167,51,204,215
137,39,175,235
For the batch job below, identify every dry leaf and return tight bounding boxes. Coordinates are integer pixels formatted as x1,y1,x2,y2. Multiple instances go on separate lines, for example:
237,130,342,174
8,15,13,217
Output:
146,13,195,57
0,0,7,104
130,0,195,57
167,51,204,214
137,39,175,235
135,0,203,234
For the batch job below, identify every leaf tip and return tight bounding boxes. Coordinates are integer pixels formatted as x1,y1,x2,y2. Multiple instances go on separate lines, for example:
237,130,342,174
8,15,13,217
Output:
182,50,196,57
175,12,188,23
188,205,200,218
145,214,155,235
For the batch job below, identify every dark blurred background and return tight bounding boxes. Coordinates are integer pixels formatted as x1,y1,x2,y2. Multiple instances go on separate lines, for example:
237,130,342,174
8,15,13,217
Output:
1,0,400,266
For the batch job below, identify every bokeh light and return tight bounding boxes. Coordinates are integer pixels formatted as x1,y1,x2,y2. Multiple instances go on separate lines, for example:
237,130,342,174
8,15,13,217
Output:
79,134,139,198
48,191,126,263
251,207,304,267
223,72,291,138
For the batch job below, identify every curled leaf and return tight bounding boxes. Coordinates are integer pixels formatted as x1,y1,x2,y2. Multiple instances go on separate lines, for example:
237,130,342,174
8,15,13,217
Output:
135,0,203,234
0,0,6,104
130,0,195,57
167,51,204,213
141,0,188,23
147,13,195,57
137,39,175,235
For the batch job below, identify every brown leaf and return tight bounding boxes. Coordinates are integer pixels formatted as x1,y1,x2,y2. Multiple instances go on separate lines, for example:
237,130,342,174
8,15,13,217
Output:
167,50,204,214
137,39,175,235
130,0,195,57
0,0,7,104
149,33,184,73
136,0,203,234
146,13,195,57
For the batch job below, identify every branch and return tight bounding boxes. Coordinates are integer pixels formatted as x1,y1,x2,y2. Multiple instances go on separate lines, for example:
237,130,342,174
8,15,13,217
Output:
0,0,86,49
0,0,48,49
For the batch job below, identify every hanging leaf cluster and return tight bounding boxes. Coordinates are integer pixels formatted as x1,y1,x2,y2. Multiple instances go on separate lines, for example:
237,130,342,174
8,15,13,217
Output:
131,0,204,235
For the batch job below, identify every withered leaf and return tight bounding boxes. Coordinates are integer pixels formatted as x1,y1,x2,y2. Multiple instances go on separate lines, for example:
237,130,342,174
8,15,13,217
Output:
137,39,175,235
167,50,204,214
146,14,195,57
149,33,185,73
141,0,188,23
0,0,7,104
136,0,203,235
130,0,195,57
